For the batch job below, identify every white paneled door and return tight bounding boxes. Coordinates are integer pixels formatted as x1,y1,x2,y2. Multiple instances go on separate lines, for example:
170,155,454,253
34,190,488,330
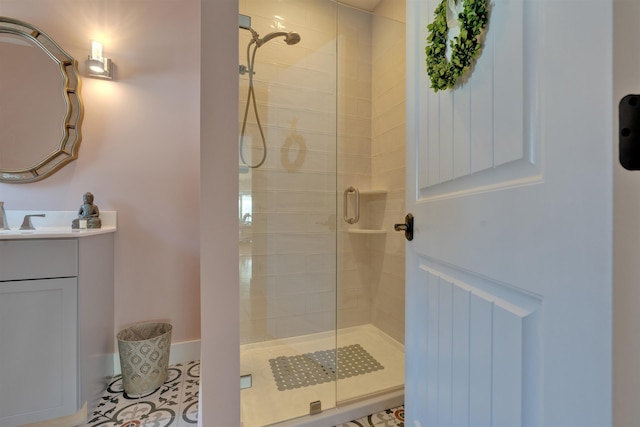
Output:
405,0,612,426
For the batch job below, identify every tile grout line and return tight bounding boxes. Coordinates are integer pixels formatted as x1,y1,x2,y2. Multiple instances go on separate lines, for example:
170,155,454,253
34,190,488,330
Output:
87,360,200,427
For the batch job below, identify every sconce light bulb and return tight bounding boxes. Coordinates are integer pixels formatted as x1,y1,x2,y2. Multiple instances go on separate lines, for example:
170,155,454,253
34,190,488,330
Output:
89,40,105,72
91,40,103,60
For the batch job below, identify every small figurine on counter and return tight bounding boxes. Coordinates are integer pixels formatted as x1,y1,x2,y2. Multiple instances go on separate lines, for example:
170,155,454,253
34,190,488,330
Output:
71,192,102,229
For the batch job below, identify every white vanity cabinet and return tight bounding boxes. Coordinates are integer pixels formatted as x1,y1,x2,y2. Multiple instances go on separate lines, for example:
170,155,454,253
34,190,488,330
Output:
0,235,114,427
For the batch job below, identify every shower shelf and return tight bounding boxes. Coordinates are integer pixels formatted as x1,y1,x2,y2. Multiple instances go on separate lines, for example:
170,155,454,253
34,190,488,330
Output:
344,189,387,234
359,189,387,195
348,229,386,234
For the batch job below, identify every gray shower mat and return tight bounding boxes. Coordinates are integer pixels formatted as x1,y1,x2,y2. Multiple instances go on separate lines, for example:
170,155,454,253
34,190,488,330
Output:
269,344,384,391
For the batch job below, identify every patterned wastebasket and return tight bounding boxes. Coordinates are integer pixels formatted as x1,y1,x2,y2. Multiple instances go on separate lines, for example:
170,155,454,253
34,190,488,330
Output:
117,322,172,397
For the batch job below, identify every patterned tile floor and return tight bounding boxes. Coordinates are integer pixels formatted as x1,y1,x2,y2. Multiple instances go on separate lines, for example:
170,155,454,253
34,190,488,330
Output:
86,359,402,427
86,360,199,427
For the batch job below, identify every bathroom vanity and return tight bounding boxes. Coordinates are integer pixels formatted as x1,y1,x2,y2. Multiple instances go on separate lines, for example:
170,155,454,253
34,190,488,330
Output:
0,211,116,427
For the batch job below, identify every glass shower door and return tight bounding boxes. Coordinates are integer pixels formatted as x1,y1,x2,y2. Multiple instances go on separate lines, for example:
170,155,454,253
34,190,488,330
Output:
335,3,407,404
238,1,338,426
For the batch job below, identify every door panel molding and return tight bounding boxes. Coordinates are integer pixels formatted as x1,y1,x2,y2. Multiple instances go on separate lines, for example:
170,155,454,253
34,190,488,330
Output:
416,0,543,202
407,256,541,427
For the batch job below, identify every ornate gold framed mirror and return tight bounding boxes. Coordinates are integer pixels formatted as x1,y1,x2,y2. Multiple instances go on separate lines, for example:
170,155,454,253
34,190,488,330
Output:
0,17,83,183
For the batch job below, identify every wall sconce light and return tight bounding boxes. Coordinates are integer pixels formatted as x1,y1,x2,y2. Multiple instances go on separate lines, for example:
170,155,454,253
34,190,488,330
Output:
87,40,113,80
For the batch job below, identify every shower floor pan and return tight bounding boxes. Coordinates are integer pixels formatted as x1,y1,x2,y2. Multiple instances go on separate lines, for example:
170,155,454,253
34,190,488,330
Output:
240,324,404,427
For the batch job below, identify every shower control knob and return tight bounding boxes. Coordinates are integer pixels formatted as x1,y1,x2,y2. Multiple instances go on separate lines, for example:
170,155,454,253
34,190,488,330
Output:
394,213,414,241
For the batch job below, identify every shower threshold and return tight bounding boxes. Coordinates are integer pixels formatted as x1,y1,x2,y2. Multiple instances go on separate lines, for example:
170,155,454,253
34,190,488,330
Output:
268,388,404,427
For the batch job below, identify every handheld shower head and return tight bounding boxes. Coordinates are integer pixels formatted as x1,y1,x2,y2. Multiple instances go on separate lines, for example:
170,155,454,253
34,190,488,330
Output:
257,31,301,47
284,32,301,45
239,27,303,169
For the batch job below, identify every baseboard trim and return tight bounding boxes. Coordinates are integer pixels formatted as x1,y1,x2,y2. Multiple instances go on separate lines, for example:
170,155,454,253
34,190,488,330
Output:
112,339,201,376
17,402,87,427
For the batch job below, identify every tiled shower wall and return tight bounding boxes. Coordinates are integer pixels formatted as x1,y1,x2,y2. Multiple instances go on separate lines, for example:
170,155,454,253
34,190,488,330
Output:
336,5,374,330
369,1,406,343
337,0,406,344
239,0,338,343
239,0,405,345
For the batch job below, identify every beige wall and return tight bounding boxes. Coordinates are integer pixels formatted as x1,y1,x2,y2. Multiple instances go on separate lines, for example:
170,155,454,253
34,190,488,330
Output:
337,0,406,343
0,0,201,344
370,0,406,342
337,5,375,330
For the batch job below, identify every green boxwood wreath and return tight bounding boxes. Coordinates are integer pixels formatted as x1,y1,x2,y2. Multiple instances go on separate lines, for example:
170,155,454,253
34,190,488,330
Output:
425,0,489,92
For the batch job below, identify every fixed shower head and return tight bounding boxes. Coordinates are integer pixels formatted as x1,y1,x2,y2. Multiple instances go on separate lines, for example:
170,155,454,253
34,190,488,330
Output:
257,31,301,47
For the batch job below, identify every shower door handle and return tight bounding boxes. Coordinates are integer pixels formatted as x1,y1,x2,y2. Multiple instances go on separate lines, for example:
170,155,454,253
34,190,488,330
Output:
394,213,414,241
343,186,359,224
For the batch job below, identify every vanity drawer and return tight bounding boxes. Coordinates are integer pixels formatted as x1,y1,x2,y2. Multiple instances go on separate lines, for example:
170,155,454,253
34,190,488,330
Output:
0,239,78,281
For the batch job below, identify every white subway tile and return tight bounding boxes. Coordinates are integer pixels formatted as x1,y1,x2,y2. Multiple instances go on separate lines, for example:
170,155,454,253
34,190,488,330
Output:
306,291,336,313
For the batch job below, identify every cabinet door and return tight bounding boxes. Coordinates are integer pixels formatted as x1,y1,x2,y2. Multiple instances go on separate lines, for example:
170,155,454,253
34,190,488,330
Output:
0,278,77,427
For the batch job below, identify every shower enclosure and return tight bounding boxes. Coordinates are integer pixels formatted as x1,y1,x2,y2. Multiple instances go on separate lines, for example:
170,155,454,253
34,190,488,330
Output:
239,1,406,425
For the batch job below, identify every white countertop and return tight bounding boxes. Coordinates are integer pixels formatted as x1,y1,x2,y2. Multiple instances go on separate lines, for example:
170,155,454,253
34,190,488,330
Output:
0,210,116,240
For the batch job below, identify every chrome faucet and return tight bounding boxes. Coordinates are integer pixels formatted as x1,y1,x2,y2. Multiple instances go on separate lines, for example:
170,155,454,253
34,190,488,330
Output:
20,214,46,230
0,201,8,230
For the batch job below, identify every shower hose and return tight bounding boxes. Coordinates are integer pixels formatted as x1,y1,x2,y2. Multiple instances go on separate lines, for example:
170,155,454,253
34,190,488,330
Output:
239,39,267,169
